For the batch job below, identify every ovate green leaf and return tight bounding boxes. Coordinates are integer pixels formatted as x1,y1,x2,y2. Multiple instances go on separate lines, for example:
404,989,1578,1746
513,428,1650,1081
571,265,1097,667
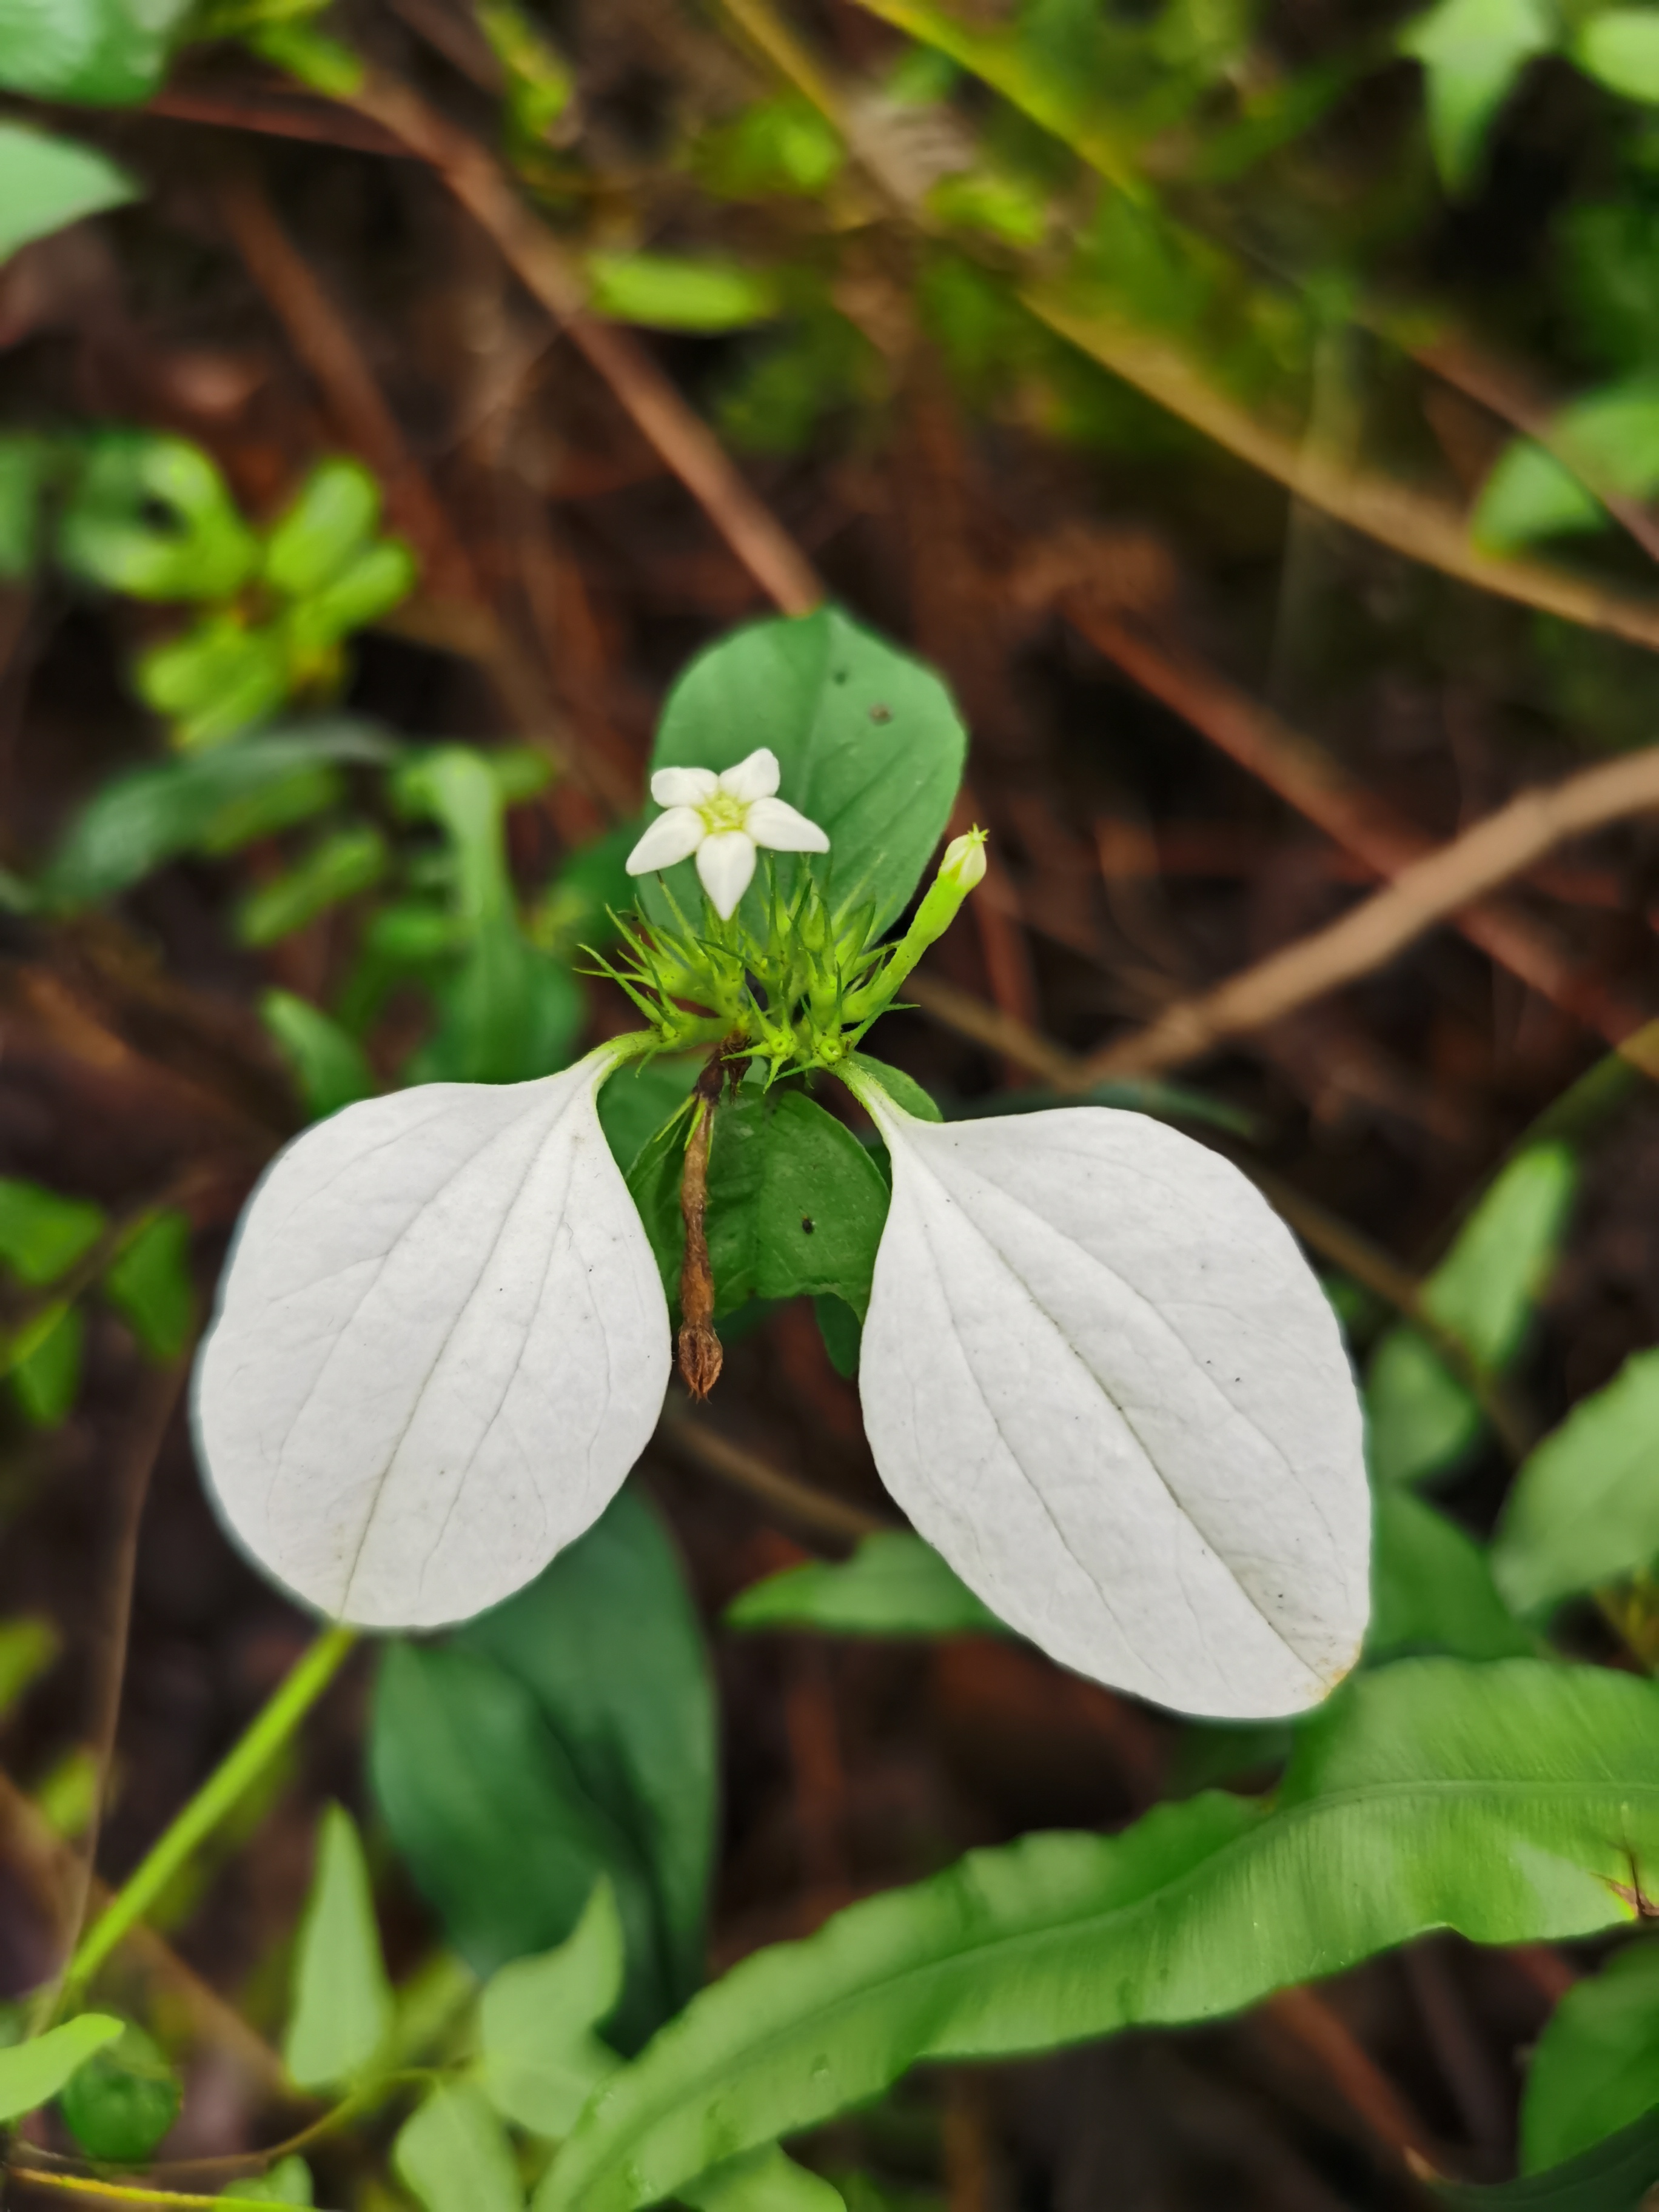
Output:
683,2147,846,2212
0,1179,104,1285
102,1209,193,1361
540,1659,1659,2212
60,2020,179,2161
1367,1488,1532,1661
260,991,375,1122
586,253,782,332
0,0,191,104
283,1805,394,2091
645,609,966,934
1575,10,1659,101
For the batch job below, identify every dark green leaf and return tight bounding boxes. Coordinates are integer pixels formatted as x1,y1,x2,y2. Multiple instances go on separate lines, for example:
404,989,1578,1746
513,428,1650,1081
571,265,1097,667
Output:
0,1179,104,1285
459,1487,717,2019
597,1059,699,1179
1367,1489,1533,1662
1493,1350,1659,1617
1440,2100,1659,2208
59,2021,179,2162
645,609,965,935
629,1087,890,1322
10,1304,84,1427
0,123,137,266
234,824,389,947
284,1805,394,2091
813,1294,861,1378
102,1209,193,1361
1521,1941,1659,2175
726,1533,1005,1638
540,1660,1659,2212
1398,0,1553,193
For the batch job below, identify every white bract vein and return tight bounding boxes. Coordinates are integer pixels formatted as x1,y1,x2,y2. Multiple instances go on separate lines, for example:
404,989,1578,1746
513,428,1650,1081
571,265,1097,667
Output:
193,1045,669,1630
845,1069,1371,1719
625,745,829,919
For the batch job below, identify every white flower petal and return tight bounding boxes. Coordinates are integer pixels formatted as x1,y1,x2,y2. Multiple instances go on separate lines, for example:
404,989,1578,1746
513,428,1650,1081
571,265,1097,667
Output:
695,830,757,919
743,796,830,854
193,1050,671,1631
651,766,719,808
626,807,705,875
854,1090,1370,1720
717,747,781,802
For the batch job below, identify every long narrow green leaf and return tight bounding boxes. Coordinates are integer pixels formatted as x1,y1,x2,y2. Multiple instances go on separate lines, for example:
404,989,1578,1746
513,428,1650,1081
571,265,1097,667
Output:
540,1659,1659,2212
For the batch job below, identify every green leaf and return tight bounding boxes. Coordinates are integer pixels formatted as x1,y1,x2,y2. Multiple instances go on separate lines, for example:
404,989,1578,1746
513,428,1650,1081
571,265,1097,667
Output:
813,1294,861,1379
136,616,293,751
628,1087,891,1322
1471,440,1606,554
284,536,417,653
260,991,375,1121
0,124,137,267
102,1209,193,1360
0,1178,104,1285
1574,9,1659,101
41,724,392,907
10,1304,84,1427
478,1878,624,2138
1521,1941,1659,2174
217,2154,316,2204
1473,383,1659,551
1367,1489,1533,1661
59,2020,180,2162
244,19,364,96
458,1487,717,2022
407,922,582,1087
585,253,782,332
0,0,191,103
0,2013,121,2122
1399,0,1555,193
696,96,845,199
0,434,55,580
539,1658,1659,2212
57,431,259,602
1493,1349,1659,1617
0,1615,60,1722
394,2081,525,2212
283,1805,394,2091
1440,2099,1659,2207
726,1533,1005,1638
682,2147,846,2212
645,609,966,936
597,1059,699,1179
235,824,389,947
263,460,383,600
845,1055,942,1124
1367,1143,1577,1485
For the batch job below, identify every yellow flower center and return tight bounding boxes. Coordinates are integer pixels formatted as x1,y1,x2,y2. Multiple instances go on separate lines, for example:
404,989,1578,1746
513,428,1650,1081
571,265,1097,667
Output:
698,791,749,836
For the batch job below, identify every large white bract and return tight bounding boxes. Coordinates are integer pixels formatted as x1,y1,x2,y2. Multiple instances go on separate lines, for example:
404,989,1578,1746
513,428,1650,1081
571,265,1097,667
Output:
193,1048,669,1630
848,1074,1371,1718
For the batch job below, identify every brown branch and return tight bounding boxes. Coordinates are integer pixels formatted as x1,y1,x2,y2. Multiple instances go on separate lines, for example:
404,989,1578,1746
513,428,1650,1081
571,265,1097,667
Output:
341,72,825,618
1264,1986,1440,2170
1082,746,1659,1086
658,1404,890,1543
1025,292,1659,656
1064,601,1649,1053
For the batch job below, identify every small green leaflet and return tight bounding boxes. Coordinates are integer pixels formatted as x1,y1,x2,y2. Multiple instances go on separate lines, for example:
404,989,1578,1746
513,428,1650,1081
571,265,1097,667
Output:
0,0,192,103
1574,10,1659,102
1472,382,1659,553
1493,1349,1659,1616
283,1805,394,2092
260,992,375,1122
0,2013,121,2122
585,253,782,332
478,1878,623,2138
541,1659,1659,2212
0,1179,104,1285
0,124,136,267
727,1532,1006,1638
1366,1489,1533,1662
395,2080,524,2212
1398,0,1555,194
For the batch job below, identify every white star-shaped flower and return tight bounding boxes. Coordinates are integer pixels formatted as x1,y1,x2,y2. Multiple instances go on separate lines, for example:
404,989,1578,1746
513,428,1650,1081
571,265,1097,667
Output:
625,746,829,919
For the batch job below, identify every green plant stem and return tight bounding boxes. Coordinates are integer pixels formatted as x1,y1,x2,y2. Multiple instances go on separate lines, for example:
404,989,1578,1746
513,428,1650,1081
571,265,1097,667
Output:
62,1626,356,2003
8,2168,312,2210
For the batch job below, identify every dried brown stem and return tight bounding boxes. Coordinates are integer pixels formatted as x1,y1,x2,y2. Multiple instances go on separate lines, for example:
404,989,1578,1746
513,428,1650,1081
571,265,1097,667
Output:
677,1071,724,1399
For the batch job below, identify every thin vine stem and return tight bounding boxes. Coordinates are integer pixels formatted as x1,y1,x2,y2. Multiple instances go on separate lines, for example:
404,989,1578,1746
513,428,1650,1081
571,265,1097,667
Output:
61,1624,357,2005
8,2169,312,2210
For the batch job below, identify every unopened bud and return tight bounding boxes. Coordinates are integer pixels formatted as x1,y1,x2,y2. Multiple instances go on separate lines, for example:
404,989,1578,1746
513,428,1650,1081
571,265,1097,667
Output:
940,828,988,893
